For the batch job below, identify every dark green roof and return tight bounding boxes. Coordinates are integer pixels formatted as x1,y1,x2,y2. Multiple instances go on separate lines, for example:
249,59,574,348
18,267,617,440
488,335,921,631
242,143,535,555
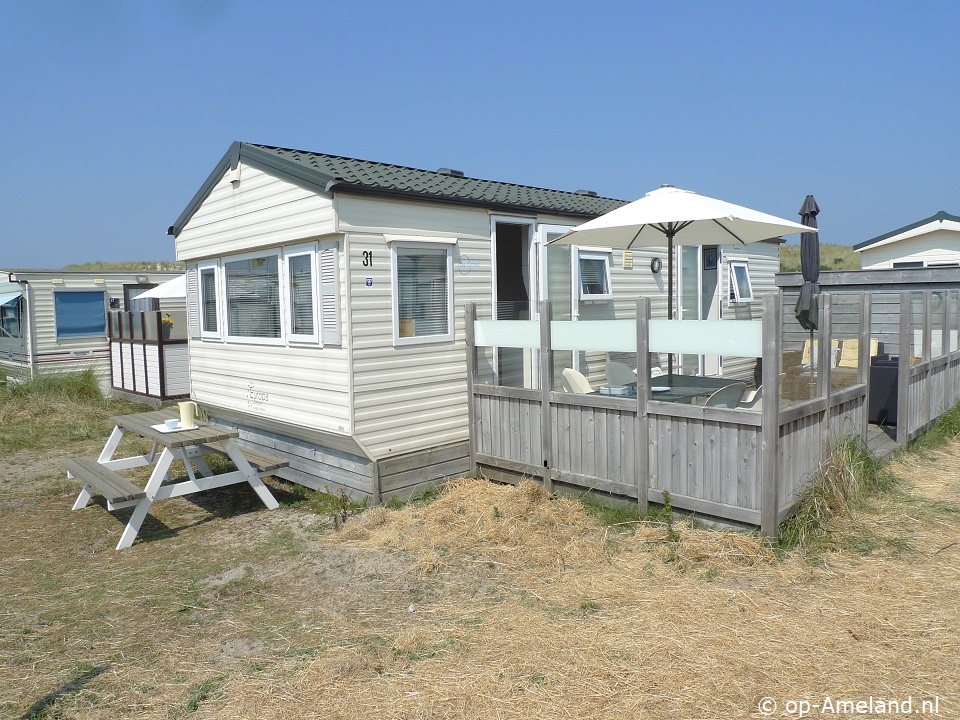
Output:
853,210,960,251
170,142,627,237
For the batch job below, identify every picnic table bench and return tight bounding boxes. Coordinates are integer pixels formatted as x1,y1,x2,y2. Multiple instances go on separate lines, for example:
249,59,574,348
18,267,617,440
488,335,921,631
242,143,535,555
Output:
65,407,289,549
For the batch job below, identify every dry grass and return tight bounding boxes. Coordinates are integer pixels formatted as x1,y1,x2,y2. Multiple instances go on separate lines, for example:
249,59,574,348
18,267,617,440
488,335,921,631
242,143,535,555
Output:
2,378,959,718
198,474,958,720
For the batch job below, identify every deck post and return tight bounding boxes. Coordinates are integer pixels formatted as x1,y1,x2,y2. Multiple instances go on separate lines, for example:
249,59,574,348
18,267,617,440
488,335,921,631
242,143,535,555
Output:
635,297,650,514
897,291,911,447
922,291,933,430
817,294,833,454
759,293,782,541
539,301,554,494
465,303,479,477
951,290,960,408
858,293,872,445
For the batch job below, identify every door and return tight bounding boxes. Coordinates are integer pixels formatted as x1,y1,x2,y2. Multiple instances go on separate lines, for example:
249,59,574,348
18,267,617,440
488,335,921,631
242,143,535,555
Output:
492,219,535,387
678,245,721,375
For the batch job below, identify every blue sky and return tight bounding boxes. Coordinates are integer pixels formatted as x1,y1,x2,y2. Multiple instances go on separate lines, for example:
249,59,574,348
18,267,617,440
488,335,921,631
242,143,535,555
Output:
1,0,957,268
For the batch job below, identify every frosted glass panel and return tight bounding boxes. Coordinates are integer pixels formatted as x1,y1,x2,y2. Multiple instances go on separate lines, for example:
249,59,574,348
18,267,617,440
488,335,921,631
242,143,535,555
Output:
650,320,762,357
475,318,763,357
551,320,636,352
475,320,540,348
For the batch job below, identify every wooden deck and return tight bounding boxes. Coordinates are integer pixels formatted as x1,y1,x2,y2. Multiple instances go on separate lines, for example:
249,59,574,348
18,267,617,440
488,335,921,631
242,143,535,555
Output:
466,289,960,540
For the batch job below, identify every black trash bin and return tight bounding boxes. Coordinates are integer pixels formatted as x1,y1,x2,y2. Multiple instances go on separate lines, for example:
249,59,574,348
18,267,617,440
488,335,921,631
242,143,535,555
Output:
869,354,899,425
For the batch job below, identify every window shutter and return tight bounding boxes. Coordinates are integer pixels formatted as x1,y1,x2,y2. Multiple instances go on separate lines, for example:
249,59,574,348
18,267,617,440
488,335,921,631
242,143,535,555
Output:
319,244,341,345
186,264,200,337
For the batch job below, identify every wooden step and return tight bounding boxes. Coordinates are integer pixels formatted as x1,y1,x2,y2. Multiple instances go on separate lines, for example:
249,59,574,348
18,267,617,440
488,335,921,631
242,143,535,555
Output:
199,442,289,475
62,457,146,504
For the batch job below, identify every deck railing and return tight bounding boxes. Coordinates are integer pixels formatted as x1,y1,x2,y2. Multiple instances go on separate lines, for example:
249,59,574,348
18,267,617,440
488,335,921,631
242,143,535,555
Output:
107,310,189,400
466,290,960,540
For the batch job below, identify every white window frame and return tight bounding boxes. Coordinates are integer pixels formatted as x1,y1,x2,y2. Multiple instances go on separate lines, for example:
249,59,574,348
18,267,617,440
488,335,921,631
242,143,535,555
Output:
727,259,754,304
198,260,222,340
223,248,284,346
576,250,613,301
390,240,456,347
283,243,320,345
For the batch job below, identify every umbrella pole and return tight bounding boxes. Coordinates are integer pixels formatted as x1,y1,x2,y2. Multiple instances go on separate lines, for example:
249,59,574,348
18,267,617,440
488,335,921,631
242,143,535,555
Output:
667,232,674,380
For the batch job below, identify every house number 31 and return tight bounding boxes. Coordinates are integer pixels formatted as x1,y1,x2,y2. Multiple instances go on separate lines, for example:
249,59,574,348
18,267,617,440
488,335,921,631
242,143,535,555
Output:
362,251,373,267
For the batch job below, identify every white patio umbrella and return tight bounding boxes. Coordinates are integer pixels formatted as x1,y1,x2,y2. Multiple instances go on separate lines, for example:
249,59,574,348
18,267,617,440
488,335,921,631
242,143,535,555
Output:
546,185,816,375
135,275,186,299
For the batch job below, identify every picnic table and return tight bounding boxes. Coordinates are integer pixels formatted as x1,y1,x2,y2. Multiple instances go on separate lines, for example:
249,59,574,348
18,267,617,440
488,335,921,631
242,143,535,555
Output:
64,408,287,550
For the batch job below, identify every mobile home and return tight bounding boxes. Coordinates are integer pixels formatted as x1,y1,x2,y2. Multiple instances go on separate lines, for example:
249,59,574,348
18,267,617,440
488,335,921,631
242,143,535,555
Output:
0,269,183,383
168,142,781,501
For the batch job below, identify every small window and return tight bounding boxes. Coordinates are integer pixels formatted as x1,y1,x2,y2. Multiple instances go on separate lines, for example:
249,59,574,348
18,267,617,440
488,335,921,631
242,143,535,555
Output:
54,291,106,338
578,251,612,300
392,243,454,345
225,253,281,341
1,294,22,339
892,261,923,269
198,262,221,338
728,260,754,303
285,247,318,343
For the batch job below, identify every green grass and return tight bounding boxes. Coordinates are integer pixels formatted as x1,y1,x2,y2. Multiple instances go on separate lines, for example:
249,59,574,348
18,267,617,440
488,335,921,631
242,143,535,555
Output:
779,242,860,272
907,402,960,453
0,370,151,455
778,436,895,553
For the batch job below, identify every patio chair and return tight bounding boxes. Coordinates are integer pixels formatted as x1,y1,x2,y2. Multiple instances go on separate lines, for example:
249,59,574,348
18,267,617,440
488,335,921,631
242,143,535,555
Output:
561,368,594,394
738,386,763,411
704,382,747,408
605,361,636,386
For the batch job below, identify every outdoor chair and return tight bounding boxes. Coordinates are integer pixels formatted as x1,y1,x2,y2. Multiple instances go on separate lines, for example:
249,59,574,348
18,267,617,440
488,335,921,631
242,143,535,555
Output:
605,361,636,386
561,368,594,394
703,382,747,408
738,386,763,411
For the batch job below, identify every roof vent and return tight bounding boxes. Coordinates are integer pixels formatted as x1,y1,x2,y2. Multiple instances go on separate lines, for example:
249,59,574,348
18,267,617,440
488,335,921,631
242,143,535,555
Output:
437,168,465,177
575,189,598,197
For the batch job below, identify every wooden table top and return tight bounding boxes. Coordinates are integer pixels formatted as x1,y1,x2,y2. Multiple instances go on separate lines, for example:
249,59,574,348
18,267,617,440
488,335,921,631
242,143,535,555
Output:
109,409,238,449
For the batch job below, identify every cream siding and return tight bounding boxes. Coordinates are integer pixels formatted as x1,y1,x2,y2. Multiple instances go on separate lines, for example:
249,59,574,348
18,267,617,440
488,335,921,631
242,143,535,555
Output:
336,194,492,241
860,229,960,269
176,163,337,261
720,241,779,380
176,161,351,443
345,197,494,459
188,342,351,434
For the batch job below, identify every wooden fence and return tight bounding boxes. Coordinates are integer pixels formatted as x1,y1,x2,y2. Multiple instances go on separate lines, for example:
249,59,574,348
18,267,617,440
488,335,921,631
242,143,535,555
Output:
108,310,189,400
466,290,959,539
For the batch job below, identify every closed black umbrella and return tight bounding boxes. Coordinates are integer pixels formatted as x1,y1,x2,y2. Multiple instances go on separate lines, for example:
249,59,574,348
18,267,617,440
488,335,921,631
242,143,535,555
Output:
794,195,821,330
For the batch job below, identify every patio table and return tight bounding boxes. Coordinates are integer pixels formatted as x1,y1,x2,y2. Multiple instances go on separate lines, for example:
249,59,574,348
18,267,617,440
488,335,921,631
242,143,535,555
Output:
65,408,281,549
645,375,744,403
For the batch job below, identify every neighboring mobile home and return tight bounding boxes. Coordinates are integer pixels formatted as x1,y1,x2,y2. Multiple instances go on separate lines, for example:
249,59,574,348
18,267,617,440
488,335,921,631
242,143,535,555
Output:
168,142,782,501
854,211,960,269
0,269,183,383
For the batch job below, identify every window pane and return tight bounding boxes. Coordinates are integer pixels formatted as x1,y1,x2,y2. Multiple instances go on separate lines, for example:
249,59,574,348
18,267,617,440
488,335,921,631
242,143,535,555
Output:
225,256,281,338
397,247,448,338
579,257,608,295
1,295,22,338
200,269,218,332
54,292,106,337
288,254,314,335
733,263,752,300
